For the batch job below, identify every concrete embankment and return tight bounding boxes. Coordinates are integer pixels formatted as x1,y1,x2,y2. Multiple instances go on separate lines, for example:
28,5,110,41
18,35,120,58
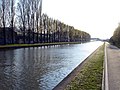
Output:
53,44,104,90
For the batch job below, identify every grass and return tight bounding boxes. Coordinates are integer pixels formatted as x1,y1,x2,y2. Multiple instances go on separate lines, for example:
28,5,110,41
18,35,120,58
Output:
0,42,83,49
65,44,104,90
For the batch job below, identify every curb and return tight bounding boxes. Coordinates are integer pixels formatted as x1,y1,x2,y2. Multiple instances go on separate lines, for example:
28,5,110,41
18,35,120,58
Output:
102,42,109,90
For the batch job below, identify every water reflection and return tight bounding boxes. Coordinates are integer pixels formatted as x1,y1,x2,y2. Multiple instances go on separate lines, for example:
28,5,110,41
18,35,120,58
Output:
0,41,103,90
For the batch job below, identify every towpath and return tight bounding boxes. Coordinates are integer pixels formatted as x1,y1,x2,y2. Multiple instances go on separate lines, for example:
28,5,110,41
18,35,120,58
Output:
105,43,120,90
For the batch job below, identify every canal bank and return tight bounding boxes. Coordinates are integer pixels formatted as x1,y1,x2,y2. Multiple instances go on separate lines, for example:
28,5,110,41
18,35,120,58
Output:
0,42,84,49
53,44,104,90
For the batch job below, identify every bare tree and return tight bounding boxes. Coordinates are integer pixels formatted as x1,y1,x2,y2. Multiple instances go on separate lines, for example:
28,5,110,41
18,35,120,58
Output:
8,0,15,44
35,0,42,43
39,0,42,43
17,0,27,44
1,0,7,44
42,14,46,43
0,5,2,27
26,0,31,44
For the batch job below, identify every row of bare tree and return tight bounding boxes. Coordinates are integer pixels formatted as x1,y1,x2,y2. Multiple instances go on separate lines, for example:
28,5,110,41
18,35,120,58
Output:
0,0,90,45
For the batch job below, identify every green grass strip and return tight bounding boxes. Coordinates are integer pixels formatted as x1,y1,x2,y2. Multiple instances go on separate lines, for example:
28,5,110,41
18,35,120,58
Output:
65,44,104,90
0,42,83,49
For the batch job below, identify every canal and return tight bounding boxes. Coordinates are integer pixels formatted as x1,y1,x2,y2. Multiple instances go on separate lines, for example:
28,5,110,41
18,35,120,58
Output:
0,41,103,90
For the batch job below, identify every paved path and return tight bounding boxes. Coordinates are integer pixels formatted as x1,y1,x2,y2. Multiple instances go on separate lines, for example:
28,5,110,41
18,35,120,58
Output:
106,43,120,90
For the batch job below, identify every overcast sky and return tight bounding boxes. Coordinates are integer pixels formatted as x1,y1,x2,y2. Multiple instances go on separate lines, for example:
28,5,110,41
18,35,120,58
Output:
42,0,120,39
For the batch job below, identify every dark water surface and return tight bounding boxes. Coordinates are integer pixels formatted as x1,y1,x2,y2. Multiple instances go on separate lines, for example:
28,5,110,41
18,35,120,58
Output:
0,41,103,90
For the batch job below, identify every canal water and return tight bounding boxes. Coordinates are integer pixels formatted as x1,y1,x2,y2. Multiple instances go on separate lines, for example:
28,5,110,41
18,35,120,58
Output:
0,41,103,90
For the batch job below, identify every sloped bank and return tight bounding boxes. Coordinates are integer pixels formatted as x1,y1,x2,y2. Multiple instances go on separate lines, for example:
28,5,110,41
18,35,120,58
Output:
53,44,104,90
